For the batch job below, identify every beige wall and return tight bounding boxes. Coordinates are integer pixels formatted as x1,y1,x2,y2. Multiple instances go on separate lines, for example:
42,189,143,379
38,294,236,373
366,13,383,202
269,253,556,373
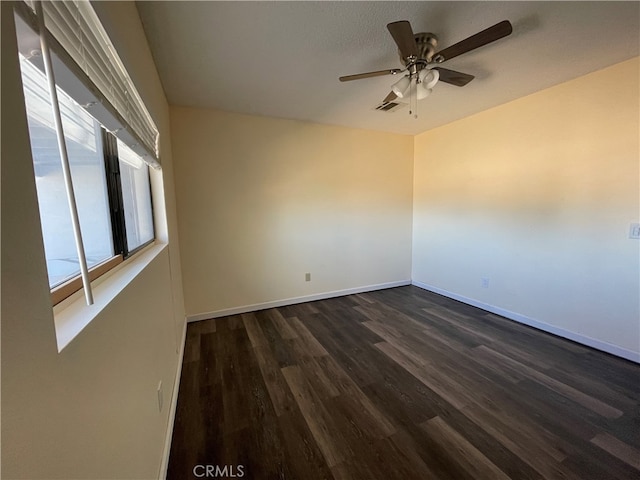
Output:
1,2,185,478
412,58,640,357
170,108,414,317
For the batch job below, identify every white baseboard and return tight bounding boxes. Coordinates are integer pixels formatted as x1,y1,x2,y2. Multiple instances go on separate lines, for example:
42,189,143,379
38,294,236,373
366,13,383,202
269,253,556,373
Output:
186,280,412,323
158,320,187,480
412,281,640,364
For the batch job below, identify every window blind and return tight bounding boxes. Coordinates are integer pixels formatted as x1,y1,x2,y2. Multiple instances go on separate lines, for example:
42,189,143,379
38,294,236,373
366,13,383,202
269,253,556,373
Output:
19,0,160,167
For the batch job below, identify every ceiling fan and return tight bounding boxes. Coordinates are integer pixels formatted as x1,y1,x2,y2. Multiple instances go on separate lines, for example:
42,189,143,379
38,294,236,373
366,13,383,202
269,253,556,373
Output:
339,19,513,107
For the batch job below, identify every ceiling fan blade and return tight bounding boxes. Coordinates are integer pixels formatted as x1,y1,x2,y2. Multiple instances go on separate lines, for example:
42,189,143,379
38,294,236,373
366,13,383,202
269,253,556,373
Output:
382,91,397,103
433,67,475,87
433,20,512,63
339,68,402,82
387,21,418,59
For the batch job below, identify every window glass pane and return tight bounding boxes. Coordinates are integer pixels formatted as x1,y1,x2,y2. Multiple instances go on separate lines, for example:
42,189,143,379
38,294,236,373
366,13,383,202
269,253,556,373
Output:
19,56,114,287
117,139,154,251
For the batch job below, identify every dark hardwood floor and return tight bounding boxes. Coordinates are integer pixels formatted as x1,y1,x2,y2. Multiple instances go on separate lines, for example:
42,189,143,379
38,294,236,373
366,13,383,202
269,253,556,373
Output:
167,286,640,479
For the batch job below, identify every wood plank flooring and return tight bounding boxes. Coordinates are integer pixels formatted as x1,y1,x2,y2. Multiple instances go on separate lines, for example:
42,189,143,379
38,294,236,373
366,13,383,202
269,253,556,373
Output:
167,286,640,479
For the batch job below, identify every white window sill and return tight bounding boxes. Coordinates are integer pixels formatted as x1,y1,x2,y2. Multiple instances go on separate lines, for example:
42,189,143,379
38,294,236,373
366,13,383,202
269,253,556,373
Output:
53,242,167,352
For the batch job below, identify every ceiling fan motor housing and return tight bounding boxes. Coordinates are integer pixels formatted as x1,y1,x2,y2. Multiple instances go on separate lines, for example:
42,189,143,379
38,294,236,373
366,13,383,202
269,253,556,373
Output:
399,32,438,66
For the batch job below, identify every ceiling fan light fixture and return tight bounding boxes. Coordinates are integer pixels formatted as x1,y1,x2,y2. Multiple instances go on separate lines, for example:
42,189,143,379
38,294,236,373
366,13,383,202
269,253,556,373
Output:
416,84,432,100
391,75,411,98
419,68,440,89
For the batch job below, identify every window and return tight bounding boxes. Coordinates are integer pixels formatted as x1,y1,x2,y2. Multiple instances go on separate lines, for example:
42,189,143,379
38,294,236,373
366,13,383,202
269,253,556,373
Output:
21,57,116,288
117,139,154,251
19,55,155,301
14,3,158,305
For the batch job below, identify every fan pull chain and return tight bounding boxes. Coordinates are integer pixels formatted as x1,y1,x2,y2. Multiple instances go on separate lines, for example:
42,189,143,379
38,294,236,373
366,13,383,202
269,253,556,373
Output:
408,76,418,119
409,77,415,116
415,78,419,119
415,75,421,119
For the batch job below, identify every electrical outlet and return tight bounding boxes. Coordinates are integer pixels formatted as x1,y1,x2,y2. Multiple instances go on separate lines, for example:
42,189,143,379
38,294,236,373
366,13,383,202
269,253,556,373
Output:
630,223,640,239
157,381,163,412
481,277,490,288
305,272,311,282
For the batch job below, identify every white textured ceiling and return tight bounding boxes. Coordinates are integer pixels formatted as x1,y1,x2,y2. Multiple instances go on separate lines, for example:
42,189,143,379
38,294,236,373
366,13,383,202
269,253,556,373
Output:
136,1,639,136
